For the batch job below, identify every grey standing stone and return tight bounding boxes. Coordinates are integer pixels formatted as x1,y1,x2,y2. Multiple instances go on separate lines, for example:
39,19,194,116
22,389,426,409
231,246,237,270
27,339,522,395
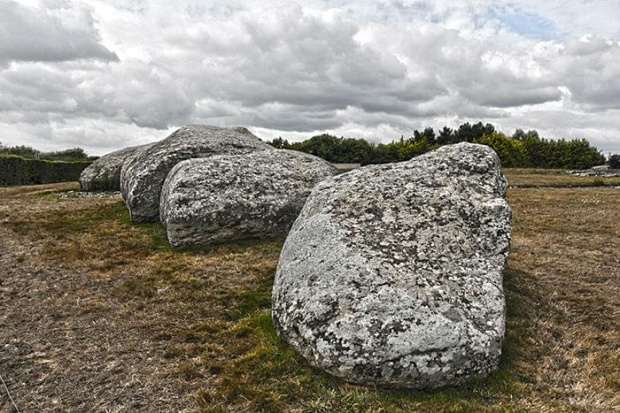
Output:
160,150,339,249
591,165,610,171
120,125,272,222
272,142,512,389
79,143,153,191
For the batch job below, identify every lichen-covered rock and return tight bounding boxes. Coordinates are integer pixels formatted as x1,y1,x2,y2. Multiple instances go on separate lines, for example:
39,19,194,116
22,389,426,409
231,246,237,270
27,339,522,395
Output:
160,150,339,249
120,125,272,222
272,143,512,389
79,143,153,191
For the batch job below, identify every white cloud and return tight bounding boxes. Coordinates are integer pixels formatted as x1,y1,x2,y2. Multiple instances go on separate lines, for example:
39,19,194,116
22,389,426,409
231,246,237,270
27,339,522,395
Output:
0,0,618,155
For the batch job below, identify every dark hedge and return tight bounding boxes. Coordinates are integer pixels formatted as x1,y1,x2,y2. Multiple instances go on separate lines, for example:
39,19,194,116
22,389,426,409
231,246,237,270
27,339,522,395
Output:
0,155,91,186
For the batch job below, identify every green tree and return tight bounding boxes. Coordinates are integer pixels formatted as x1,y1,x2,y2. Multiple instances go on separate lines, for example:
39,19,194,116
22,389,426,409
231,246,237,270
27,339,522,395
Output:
474,133,529,167
437,126,454,145
268,137,290,149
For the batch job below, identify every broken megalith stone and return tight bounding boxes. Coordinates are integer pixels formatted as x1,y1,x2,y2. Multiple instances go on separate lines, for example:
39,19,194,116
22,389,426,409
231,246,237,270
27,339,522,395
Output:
272,142,512,389
160,149,339,248
79,143,153,191
120,125,273,222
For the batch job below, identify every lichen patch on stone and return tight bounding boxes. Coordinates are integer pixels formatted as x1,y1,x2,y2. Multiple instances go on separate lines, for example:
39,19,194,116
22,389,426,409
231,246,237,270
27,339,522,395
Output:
272,143,512,389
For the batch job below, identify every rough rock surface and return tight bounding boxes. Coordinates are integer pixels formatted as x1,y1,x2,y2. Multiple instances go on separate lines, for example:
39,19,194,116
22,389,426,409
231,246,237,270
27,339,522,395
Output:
591,165,610,171
59,190,121,199
160,150,339,249
121,125,272,222
79,144,153,191
272,143,512,389
568,168,620,177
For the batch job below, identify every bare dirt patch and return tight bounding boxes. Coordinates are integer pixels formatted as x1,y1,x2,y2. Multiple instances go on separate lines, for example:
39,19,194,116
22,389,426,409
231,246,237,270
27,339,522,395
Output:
1,175,618,412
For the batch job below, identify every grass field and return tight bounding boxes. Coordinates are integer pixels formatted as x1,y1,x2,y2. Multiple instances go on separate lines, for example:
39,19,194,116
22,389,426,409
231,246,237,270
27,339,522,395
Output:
0,169,618,412
505,168,620,187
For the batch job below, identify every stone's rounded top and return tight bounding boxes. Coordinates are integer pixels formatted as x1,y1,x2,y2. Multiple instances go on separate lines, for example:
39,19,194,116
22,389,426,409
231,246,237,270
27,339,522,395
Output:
120,124,273,222
160,149,339,248
130,125,271,169
303,143,508,260
164,149,338,194
326,142,506,196
79,143,154,191
272,142,512,389
278,149,340,174
162,124,256,139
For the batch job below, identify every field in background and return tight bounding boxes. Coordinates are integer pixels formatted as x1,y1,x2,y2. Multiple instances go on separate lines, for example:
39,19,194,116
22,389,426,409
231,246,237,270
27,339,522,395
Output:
504,168,620,187
0,169,618,412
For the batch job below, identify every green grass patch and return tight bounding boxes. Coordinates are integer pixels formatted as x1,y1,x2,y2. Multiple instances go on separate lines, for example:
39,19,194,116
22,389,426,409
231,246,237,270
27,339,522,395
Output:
178,236,286,257
226,276,274,320
189,265,535,412
111,200,170,251
194,306,527,413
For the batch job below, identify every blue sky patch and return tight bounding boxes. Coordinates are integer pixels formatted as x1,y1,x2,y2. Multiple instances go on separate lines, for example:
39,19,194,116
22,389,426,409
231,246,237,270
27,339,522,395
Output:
496,8,557,40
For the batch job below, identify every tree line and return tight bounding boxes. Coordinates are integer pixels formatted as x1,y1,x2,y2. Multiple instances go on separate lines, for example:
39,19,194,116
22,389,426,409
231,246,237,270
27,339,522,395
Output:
0,143,96,162
1,122,613,170
268,122,608,169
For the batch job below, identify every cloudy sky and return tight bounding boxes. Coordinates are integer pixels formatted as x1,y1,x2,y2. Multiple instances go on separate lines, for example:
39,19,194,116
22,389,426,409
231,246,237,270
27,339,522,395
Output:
1,0,619,155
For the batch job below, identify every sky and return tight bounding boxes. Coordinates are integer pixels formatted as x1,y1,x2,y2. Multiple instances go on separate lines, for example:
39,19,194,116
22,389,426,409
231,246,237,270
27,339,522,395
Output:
1,0,619,156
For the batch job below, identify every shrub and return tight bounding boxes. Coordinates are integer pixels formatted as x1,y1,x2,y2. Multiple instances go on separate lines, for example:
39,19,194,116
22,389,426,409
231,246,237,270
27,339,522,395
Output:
608,154,620,169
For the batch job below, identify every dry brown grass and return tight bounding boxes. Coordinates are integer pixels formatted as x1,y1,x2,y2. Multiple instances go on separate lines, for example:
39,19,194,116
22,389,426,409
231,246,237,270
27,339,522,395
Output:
0,171,618,412
505,187,619,412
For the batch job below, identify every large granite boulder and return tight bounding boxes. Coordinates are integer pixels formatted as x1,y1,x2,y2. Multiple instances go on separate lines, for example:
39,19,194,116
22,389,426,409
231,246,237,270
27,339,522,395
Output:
272,143,512,389
160,150,339,249
79,143,153,191
120,125,272,222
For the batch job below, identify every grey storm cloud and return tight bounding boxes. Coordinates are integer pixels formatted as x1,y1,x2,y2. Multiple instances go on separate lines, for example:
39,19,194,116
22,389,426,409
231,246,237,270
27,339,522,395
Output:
0,0,118,64
0,0,619,155
469,85,563,108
